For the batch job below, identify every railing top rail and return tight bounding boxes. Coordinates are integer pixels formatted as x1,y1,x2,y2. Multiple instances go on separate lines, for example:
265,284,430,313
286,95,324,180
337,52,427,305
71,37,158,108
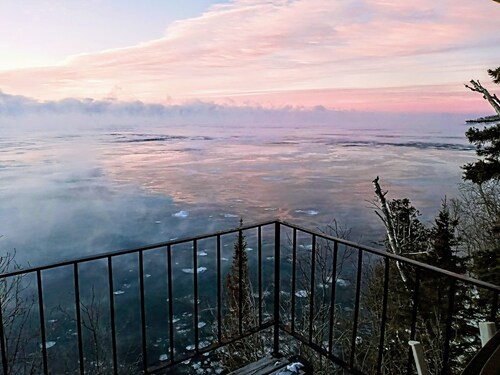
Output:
279,220,500,292
0,219,277,279
2,218,499,293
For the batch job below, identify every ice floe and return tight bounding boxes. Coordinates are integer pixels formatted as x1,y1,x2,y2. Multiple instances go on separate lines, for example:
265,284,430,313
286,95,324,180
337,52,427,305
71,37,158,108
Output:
113,290,125,295
197,322,206,328
197,251,208,257
325,276,350,287
223,213,238,218
295,290,308,298
199,341,210,349
40,341,56,349
181,267,207,274
336,278,349,287
295,209,319,216
159,354,168,361
184,342,211,353
173,210,189,218
299,244,313,250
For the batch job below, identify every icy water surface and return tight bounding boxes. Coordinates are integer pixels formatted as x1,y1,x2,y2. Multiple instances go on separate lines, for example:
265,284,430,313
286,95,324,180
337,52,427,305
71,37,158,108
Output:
0,121,474,266
0,120,477,372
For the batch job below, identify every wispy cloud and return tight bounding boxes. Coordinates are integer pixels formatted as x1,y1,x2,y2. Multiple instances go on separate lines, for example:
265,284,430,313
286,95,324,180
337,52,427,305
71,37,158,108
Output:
0,0,498,112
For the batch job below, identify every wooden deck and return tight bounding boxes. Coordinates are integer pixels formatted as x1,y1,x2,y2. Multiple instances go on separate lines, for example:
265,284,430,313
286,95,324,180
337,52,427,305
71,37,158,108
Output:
228,355,312,375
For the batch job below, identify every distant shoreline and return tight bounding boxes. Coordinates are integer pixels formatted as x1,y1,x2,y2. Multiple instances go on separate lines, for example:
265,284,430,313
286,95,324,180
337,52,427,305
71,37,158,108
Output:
466,115,500,123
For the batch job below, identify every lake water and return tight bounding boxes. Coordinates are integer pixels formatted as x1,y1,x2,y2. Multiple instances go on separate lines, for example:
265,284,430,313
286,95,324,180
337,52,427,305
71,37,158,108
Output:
0,117,479,372
1,119,475,267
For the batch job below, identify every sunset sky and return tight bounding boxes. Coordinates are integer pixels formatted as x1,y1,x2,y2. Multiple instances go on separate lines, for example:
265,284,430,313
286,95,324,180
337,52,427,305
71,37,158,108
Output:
1,0,499,113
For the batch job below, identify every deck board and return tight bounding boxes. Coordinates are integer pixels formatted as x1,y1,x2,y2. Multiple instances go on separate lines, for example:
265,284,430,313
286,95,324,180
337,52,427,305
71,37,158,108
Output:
228,356,309,375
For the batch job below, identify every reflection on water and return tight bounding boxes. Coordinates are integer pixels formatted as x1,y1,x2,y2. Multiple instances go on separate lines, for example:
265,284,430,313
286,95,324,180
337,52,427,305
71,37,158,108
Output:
0,122,475,266
0,121,477,373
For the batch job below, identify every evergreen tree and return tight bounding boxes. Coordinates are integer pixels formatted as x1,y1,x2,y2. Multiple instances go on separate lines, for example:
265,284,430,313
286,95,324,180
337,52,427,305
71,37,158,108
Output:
220,219,263,370
462,67,500,287
427,199,465,273
464,65,500,183
370,183,477,373
225,219,253,326
488,66,500,84
463,124,500,184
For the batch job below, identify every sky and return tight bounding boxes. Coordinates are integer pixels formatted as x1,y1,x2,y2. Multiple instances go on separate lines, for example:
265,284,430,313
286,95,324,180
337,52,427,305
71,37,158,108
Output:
0,0,499,113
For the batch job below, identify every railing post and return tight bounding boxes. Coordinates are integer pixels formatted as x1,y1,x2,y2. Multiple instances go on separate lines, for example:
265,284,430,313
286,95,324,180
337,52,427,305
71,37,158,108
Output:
37,270,49,375
0,282,8,375
273,221,281,356
441,279,456,375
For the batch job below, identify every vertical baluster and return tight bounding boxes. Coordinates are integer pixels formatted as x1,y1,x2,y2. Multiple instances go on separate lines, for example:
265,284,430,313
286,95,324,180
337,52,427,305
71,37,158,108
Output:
406,267,421,375
273,222,281,356
238,230,243,336
349,249,363,369
441,279,456,375
217,235,222,343
193,240,199,352
167,245,175,363
328,241,338,354
107,257,118,375
308,235,317,345
139,251,148,372
37,270,49,375
0,276,9,375
258,226,263,326
74,264,85,375
291,228,297,334
376,257,390,375
490,291,498,323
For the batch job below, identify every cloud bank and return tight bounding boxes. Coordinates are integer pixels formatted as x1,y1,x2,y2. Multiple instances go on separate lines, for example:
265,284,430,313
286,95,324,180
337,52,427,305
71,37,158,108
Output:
0,90,478,133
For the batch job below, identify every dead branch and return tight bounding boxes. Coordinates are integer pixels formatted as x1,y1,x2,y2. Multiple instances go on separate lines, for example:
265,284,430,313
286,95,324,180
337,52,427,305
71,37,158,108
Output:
372,177,410,285
465,80,500,116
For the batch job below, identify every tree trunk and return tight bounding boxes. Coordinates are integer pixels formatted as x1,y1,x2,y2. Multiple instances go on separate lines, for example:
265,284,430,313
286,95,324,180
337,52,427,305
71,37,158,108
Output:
465,80,500,116
372,177,410,285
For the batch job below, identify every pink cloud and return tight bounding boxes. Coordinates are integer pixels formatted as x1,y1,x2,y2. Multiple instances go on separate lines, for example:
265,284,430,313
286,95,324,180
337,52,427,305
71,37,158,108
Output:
0,0,498,112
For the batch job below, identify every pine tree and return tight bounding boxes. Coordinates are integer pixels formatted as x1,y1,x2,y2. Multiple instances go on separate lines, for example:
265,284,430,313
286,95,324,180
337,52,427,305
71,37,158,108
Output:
225,219,253,328
371,181,479,373
463,125,500,184
462,67,500,288
220,219,263,370
464,66,500,183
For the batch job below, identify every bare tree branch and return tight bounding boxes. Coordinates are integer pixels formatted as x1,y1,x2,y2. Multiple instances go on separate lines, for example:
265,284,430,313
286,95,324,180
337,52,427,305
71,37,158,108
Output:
465,79,500,116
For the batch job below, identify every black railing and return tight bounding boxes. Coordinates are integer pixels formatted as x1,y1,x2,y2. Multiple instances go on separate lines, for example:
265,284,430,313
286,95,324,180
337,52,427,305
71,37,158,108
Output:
0,220,498,374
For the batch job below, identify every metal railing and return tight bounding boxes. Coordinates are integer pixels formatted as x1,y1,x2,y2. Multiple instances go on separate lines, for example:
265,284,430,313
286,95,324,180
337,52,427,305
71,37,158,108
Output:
0,220,498,374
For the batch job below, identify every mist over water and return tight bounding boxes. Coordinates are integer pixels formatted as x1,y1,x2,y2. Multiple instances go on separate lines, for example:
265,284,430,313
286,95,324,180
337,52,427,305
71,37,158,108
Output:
1,118,475,267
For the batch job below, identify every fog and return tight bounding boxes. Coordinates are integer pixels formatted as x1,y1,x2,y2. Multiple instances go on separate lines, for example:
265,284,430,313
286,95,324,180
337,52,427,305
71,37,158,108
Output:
0,91,478,267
